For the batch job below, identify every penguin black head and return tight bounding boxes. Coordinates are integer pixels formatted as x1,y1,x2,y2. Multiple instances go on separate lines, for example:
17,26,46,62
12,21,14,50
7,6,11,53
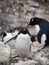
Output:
19,27,29,34
3,32,7,37
2,32,7,42
29,17,39,26
17,27,36,42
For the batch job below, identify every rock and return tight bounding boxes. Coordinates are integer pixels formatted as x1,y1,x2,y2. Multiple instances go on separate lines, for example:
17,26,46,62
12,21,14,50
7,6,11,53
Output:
13,60,38,65
33,46,49,65
0,9,2,13
36,8,45,14
11,49,17,58
0,18,11,32
31,42,42,52
11,63,14,65
0,42,11,65
27,1,39,8
46,0,49,2
7,14,18,22
38,57,49,65
6,14,20,28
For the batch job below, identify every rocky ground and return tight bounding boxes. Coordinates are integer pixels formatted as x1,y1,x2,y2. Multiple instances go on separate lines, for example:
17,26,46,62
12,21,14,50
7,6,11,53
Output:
0,0,49,32
0,0,49,65
0,39,49,65
9,41,49,65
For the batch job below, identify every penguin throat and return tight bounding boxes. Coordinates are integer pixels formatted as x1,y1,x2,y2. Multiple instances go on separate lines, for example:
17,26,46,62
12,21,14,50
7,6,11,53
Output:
35,25,40,35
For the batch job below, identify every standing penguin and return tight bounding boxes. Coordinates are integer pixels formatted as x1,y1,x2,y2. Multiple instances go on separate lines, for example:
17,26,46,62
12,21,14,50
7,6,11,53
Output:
14,27,35,59
29,17,49,48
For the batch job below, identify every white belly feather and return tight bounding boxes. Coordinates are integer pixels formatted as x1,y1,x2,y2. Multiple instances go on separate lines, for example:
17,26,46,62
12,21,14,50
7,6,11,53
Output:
15,34,32,56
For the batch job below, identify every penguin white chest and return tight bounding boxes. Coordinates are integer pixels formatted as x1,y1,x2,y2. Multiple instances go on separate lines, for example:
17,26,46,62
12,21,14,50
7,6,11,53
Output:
15,34,31,56
35,25,40,35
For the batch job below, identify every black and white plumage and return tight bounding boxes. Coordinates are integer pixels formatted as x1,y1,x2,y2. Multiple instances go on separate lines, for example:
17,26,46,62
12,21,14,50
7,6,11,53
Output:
2,27,35,43
15,33,31,57
2,30,19,49
14,27,35,57
2,30,18,42
2,27,35,58
16,27,35,42
29,17,49,48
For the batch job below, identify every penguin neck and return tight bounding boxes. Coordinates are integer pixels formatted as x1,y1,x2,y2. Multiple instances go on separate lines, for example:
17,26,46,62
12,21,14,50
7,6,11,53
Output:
35,25,40,35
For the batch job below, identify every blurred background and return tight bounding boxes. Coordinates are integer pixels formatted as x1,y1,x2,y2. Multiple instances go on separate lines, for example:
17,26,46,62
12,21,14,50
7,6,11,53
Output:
0,1,49,65
0,0,49,33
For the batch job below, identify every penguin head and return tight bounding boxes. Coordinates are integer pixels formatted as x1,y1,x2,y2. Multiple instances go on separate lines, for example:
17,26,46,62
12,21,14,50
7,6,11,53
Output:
19,27,29,34
29,17,39,26
19,27,36,42
2,32,7,42
3,32,7,37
